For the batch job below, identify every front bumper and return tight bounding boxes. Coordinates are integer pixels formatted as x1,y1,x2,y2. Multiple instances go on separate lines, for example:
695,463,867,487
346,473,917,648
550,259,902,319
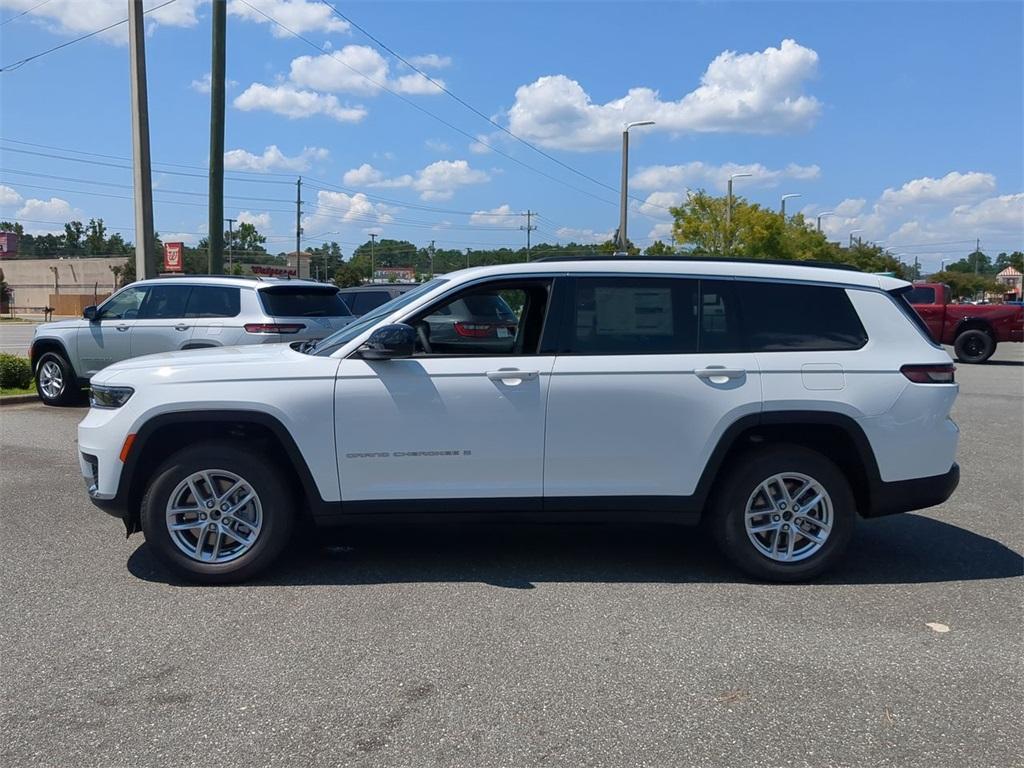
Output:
869,463,960,517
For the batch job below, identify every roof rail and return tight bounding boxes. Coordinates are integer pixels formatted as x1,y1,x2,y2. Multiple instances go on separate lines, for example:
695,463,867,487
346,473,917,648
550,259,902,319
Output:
530,254,862,272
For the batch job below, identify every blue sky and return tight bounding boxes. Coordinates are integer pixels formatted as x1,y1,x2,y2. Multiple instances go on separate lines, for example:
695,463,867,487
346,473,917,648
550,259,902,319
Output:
1,0,1021,270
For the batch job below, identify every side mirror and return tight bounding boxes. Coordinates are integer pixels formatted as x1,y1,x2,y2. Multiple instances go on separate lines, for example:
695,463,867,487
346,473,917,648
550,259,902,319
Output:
358,323,416,360
82,305,98,321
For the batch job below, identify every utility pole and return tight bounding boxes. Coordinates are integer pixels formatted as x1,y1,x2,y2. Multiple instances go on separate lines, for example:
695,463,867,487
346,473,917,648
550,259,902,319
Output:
975,237,980,274
295,176,302,261
429,239,435,278
207,0,226,274
520,210,537,260
465,248,471,269
128,0,156,280
369,232,377,283
225,217,235,271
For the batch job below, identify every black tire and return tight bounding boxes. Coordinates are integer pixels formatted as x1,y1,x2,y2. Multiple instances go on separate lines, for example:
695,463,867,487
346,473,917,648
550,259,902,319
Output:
954,329,995,363
34,350,82,406
140,441,295,584
708,445,856,582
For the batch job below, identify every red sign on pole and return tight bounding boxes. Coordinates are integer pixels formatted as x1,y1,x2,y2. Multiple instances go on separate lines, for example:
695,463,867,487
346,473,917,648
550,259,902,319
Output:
164,242,184,272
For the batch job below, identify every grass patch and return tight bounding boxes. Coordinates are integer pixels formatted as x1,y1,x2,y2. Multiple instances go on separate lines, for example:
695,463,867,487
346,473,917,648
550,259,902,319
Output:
0,384,36,397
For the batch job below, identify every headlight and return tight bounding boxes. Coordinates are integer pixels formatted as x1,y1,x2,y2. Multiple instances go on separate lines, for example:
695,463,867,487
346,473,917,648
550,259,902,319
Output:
90,384,135,409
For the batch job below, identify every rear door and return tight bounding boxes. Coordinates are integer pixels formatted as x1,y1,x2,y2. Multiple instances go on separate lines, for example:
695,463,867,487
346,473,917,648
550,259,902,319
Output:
184,285,243,347
131,283,193,356
543,276,761,504
257,285,354,342
77,285,148,374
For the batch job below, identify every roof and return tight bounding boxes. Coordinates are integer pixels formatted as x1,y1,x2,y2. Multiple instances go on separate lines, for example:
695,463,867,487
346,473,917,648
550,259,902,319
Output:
135,275,330,290
997,266,1022,277
440,259,909,292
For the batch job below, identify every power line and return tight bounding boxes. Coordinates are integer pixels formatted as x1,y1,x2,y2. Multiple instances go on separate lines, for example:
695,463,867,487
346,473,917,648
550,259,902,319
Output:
0,0,178,72
1,0,53,27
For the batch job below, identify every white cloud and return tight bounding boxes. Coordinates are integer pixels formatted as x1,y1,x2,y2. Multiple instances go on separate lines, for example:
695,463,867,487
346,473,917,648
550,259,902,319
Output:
879,171,996,207
2,0,202,42
160,231,200,246
647,221,675,242
469,204,519,226
505,39,821,150
287,47,445,95
302,190,394,234
425,139,452,153
190,72,238,94
15,196,81,229
342,163,385,186
349,160,490,201
554,227,612,243
233,83,367,122
408,53,452,70
469,134,494,154
226,0,351,38
631,161,820,192
236,211,273,230
0,185,24,208
224,145,329,172
950,193,1024,230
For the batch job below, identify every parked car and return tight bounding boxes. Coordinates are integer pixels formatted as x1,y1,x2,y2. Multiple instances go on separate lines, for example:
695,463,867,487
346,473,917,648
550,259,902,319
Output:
905,282,1024,363
30,276,354,405
338,284,420,316
79,258,960,584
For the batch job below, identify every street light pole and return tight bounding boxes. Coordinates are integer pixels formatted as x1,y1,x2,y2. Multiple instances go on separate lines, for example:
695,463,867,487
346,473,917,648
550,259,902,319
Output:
848,229,863,248
726,172,752,255
617,120,655,252
225,218,235,271
780,193,801,219
816,211,834,233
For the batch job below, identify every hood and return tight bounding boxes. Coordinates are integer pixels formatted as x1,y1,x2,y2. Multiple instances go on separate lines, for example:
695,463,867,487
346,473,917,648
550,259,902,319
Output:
91,343,309,385
35,318,86,334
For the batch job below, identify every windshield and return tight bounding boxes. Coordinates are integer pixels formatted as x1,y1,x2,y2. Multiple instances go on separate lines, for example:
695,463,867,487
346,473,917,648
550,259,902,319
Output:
310,278,447,356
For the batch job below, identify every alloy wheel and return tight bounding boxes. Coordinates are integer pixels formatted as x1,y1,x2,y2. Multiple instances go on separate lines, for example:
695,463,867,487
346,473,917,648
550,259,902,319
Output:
39,360,64,399
165,469,263,564
744,472,833,562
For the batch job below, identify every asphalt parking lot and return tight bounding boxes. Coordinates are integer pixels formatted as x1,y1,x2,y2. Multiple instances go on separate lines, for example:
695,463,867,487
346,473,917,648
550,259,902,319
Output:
1,348,1021,768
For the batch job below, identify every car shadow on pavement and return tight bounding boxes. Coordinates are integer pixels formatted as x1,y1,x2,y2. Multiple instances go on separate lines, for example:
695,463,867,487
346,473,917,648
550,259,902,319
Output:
126,513,1024,588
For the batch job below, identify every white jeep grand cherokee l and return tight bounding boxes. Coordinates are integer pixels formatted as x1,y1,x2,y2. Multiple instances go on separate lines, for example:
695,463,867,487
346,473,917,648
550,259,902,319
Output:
78,259,960,583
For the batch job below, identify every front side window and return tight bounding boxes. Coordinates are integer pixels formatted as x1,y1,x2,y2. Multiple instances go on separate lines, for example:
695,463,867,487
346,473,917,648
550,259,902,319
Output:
409,280,551,356
186,286,241,318
564,277,698,355
736,281,868,351
100,286,149,320
139,284,191,319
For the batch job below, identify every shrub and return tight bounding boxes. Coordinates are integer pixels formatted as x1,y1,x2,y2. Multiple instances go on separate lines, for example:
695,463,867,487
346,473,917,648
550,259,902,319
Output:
0,353,32,390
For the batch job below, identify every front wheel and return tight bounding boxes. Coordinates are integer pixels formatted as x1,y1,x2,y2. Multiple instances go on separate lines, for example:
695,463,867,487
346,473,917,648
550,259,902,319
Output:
954,329,995,363
34,351,81,406
140,442,295,583
709,445,856,582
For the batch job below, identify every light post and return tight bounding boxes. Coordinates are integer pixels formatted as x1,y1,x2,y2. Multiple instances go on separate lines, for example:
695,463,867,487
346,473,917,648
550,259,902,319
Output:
780,193,801,219
368,232,377,283
617,120,655,252
940,259,949,271
816,210,834,233
725,172,752,256
848,229,863,248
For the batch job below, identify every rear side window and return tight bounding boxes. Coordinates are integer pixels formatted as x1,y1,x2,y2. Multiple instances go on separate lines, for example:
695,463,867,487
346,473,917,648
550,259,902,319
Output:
904,286,936,305
186,286,240,318
259,286,352,317
347,291,392,315
564,277,698,355
735,281,868,351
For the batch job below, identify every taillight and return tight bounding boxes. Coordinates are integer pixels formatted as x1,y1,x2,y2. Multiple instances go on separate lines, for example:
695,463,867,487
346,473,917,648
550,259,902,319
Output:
244,323,305,334
454,322,494,338
901,364,955,383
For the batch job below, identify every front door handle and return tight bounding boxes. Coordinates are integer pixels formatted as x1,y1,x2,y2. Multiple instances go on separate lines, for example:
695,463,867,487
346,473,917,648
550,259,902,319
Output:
486,369,539,383
174,324,189,332
116,325,130,332
695,367,745,380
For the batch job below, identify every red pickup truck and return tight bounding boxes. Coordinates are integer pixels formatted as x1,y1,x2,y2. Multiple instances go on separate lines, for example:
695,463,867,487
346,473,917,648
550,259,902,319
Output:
905,283,1024,363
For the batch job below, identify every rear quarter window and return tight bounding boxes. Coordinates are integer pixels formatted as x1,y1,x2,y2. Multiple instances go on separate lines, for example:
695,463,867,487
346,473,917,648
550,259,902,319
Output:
736,281,868,351
904,286,936,305
259,286,352,317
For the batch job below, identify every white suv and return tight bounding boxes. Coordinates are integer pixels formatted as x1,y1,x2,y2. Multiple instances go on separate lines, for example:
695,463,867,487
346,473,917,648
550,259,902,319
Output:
77,259,960,583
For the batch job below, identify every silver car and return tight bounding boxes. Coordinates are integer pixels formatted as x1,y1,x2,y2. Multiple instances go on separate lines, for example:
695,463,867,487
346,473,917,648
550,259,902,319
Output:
30,276,354,405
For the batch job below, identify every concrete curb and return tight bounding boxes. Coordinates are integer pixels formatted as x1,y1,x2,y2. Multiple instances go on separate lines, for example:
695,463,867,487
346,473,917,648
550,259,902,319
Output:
0,394,39,405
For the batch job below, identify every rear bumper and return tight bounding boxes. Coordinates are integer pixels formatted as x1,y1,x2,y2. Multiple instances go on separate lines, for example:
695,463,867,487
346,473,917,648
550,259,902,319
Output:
868,463,960,517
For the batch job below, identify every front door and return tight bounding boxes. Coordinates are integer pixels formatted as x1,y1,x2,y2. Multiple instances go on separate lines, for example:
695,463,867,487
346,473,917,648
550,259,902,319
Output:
77,285,149,376
335,278,555,507
543,276,762,504
131,283,194,356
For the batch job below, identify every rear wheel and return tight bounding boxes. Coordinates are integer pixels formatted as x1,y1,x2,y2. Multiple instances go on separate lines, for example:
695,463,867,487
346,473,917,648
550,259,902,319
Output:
140,442,295,583
954,329,995,363
34,351,81,406
709,445,856,581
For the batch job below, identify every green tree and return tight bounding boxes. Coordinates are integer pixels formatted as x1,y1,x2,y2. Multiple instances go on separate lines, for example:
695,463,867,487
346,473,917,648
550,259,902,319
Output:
332,261,363,288
926,270,1001,300
993,251,1024,273
643,240,676,256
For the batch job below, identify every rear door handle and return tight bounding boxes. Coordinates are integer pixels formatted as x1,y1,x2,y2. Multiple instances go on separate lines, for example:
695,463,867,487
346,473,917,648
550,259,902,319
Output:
695,367,745,380
174,324,189,331
486,369,539,383
116,325,130,332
